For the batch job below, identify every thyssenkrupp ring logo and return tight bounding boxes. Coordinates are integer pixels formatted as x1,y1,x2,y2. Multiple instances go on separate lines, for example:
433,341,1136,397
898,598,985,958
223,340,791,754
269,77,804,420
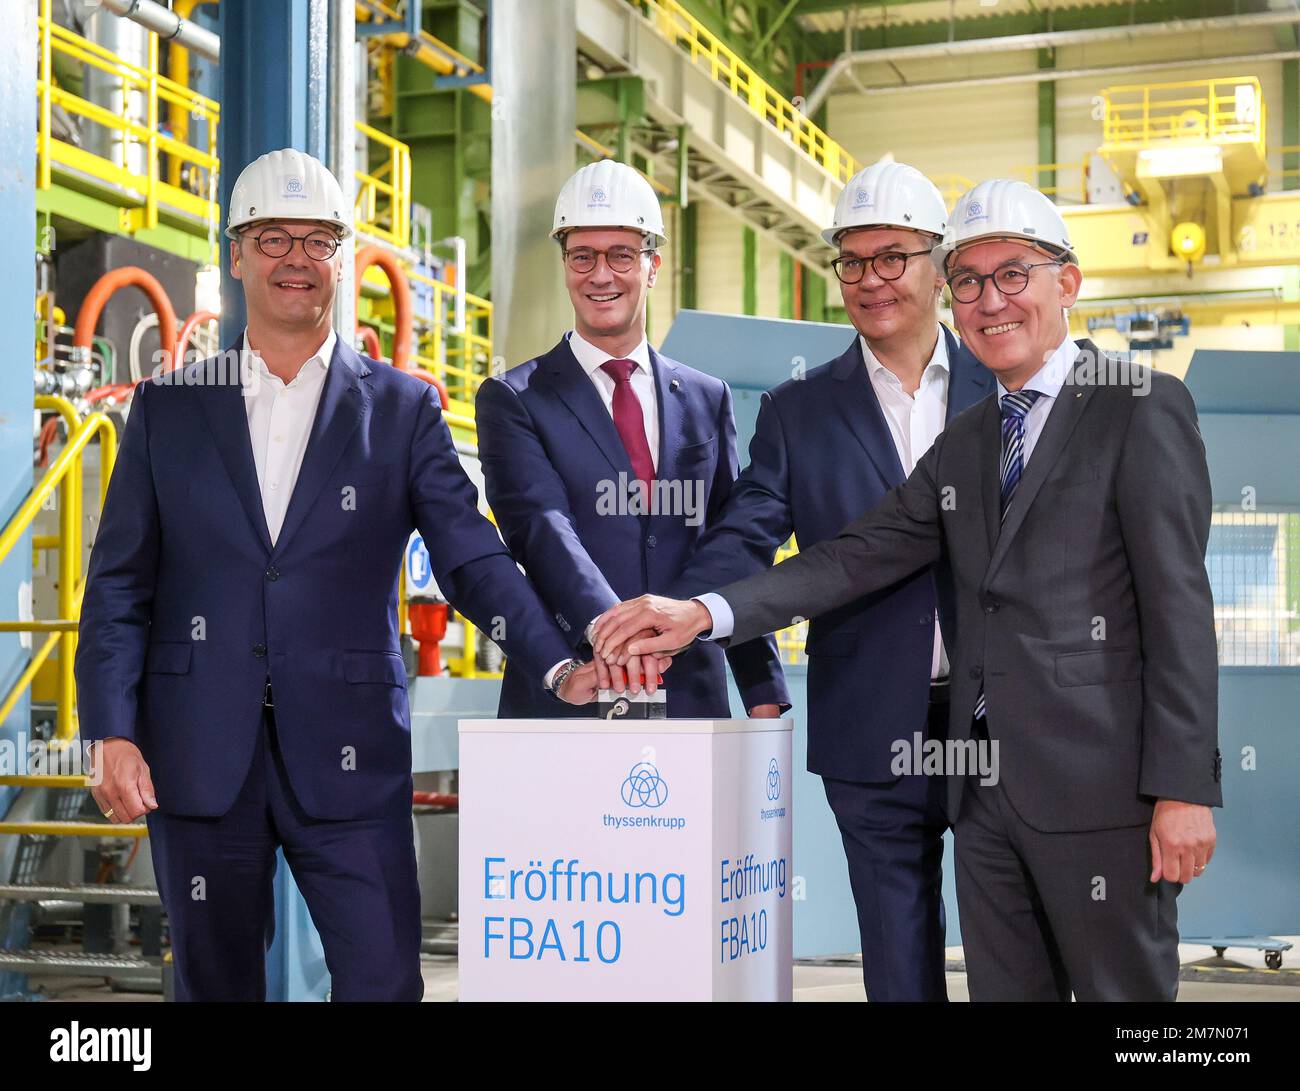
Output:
765,758,781,801
621,761,668,808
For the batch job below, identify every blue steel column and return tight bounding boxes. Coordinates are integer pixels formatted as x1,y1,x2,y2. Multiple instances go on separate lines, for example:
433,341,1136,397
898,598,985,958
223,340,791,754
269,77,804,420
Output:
218,0,318,344
0,3,36,963
218,0,332,1002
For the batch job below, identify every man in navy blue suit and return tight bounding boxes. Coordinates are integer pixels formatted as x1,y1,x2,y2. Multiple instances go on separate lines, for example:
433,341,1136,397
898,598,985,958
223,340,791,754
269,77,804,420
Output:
475,160,788,719
599,161,996,1000
74,149,621,1002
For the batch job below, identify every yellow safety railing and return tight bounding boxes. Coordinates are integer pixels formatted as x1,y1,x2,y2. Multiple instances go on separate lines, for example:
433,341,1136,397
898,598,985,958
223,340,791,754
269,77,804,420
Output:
629,0,858,183
0,398,117,748
406,271,494,408
1101,77,1267,157
37,0,221,233
771,538,807,666
1011,160,1089,204
1267,144,1300,187
931,172,976,207
355,121,413,247
39,0,415,248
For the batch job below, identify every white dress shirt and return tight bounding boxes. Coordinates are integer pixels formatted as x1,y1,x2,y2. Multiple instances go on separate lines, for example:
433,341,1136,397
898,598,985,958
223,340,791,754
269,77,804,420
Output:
567,328,660,470
996,333,1078,465
701,332,956,681
242,328,335,546
862,334,951,680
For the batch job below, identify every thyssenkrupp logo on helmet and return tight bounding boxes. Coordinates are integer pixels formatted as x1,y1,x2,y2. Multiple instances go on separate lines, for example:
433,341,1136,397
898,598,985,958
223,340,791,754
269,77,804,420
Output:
964,200,986,225
851,187,872,210
281,174,309,200
587,186,611,209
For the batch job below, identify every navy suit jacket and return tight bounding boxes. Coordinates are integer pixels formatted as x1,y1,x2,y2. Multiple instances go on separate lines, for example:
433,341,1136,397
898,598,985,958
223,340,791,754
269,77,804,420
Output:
75,340,573,820
475,337,788,718
671,326,995,780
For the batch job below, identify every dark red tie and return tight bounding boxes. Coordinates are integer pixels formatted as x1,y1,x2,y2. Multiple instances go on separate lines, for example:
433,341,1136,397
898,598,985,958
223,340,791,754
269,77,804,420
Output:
600,359,655,490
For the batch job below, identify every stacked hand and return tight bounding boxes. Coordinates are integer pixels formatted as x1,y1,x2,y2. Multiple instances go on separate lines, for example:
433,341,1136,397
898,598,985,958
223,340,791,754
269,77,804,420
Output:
591,598,780,718
591,595,712,664
556,653,675,703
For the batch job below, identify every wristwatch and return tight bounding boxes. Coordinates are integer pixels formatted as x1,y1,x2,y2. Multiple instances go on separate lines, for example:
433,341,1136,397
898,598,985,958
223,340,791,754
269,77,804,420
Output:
548,658,584,698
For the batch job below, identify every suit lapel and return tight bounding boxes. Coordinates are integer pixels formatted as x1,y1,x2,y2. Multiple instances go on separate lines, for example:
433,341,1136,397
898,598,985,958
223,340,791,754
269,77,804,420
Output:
830,338,907,487
984,343,1099,581
541,339,634,478
271,340,369,556
198,341,273,555
978,397,1003,555
651,346,684,485
944,326,997,422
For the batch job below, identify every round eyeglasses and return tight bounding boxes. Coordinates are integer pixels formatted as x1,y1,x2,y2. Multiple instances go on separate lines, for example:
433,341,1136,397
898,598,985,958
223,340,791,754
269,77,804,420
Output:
247,227,340,261
562,246,656,274
946,257,1065,304
830,248,933,285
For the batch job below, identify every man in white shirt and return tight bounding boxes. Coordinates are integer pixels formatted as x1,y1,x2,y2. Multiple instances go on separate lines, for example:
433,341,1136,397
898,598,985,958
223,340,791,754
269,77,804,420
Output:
76,149,618,1001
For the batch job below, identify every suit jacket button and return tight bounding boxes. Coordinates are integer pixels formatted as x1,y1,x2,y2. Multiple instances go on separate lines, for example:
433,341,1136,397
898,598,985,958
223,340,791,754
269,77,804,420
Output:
646,535,657,548
969,666,982,679
984,603,999,614
919,615,930,625
252,643,266,658
266,566,280,581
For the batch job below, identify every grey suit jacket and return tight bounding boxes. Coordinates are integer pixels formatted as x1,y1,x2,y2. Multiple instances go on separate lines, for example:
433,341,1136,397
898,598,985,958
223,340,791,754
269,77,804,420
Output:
717,340,1222,832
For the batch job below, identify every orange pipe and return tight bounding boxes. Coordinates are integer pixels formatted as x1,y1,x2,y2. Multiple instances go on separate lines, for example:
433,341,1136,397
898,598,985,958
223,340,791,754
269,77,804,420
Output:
355,246,413,370
74,268,178,376
354,245,449,408
356,324,383,361
175,310,220,368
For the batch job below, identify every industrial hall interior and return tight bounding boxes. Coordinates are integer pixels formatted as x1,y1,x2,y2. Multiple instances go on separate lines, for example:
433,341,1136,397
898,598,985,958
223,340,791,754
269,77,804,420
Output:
0,0,1296,1007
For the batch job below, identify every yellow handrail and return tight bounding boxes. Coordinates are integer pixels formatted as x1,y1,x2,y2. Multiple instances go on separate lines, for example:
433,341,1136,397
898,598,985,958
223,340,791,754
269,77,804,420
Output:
355,121,413,247
39,0,418,252
37,0,221,239
628,0,858,183
0,399,117,743
1011,160,1090,204
1100,77,1267,159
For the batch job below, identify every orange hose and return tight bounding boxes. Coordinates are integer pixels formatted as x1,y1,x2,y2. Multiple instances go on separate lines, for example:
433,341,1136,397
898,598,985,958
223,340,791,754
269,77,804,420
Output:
175,309,220,368
356,324,383,361
355,246,413,370
73,267,178,376
354,246,450,408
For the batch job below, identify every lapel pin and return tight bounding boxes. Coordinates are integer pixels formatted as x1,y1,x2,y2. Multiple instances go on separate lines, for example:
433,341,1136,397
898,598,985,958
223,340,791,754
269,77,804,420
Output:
670,378,681,391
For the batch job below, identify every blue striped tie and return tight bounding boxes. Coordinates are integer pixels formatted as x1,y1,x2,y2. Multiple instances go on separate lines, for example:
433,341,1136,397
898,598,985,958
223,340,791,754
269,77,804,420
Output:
973,388,1044,722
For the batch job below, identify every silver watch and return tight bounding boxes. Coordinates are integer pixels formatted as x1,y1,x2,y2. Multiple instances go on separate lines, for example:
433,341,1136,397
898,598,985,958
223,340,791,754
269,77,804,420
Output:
548,658,584,697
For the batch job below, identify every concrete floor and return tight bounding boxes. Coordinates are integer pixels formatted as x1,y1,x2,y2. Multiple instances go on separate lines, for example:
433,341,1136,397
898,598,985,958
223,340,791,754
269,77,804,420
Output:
22,936,1300,1009
27,939,1298,1002
426,939,1300,1002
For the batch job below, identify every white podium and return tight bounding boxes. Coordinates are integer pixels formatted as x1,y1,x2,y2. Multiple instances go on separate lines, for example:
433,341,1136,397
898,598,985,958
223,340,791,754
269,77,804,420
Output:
458,718,793,1001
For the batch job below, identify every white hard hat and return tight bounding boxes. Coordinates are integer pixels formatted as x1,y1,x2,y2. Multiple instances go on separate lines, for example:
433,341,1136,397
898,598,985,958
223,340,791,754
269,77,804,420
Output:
551,159,667,246
225,148,352,240
932,178,1075,272
822,159,947,247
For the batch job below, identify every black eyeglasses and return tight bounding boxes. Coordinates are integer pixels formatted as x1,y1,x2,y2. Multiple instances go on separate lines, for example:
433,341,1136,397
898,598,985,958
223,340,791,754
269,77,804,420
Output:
563,246,656,274
946,257,1065,304
246,226,340,261
830,248,933,285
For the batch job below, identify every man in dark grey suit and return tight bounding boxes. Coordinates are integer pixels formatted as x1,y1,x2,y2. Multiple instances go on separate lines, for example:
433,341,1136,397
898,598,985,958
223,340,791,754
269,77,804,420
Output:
593,180,1221,1001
